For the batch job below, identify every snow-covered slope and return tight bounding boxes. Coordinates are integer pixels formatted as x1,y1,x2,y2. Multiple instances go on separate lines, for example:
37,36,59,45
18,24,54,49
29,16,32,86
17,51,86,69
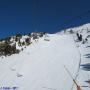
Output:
71,24,90,90
62,23,90,90
0,33,80,90
0,23,90,90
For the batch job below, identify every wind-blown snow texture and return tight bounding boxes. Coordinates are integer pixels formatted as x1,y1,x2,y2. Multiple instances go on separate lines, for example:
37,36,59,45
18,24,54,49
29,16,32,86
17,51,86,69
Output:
0,23,90,90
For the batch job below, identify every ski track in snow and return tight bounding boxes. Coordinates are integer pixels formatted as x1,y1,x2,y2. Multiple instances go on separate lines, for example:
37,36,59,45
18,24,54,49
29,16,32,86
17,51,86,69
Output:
70,25,90,90
0,34,80,90
0,25,90,90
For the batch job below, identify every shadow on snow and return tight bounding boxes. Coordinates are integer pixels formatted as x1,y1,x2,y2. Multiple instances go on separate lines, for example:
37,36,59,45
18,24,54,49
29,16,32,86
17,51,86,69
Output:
84,54,90,58
86,46,90,48
81,63,90,71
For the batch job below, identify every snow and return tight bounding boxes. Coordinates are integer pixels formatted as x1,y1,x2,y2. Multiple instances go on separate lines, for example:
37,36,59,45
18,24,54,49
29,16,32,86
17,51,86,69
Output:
64,23,90,90
72,33,90,90
0,33,80,90
0,23,90,90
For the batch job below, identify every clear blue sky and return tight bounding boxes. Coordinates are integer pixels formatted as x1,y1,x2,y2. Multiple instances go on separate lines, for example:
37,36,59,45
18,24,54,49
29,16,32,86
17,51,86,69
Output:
0,0,90,38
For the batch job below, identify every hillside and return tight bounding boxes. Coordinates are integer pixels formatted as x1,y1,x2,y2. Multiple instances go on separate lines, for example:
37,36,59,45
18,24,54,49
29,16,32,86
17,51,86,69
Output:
0,23,90,90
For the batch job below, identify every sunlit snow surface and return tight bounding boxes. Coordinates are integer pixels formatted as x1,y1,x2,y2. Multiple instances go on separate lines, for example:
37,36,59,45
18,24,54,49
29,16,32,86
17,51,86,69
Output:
0,23,90,90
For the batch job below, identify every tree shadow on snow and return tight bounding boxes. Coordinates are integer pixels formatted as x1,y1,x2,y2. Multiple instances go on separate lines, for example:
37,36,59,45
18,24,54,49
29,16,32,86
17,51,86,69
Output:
81,63,90,71
84,54,90,58
86,46,90,48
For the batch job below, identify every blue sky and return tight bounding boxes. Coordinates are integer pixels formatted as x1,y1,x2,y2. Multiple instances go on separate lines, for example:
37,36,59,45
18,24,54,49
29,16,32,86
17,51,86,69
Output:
0,0,90,38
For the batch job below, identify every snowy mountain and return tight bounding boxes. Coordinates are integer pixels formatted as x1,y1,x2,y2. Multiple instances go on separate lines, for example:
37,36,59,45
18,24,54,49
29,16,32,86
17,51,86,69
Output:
0,23,90,90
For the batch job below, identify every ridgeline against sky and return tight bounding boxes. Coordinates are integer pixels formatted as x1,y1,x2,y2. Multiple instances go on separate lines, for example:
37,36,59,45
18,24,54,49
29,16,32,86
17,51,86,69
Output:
0,0,90,38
